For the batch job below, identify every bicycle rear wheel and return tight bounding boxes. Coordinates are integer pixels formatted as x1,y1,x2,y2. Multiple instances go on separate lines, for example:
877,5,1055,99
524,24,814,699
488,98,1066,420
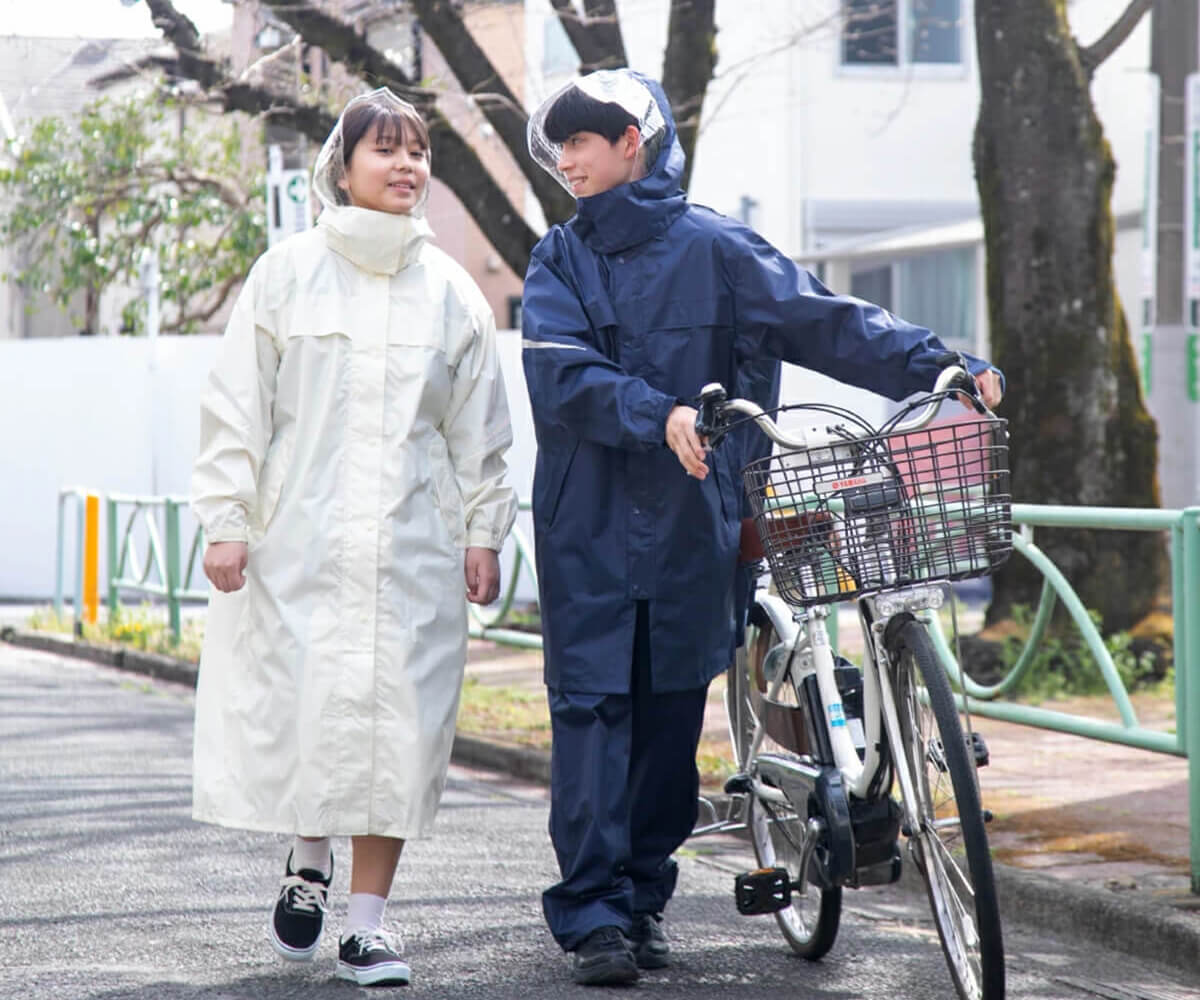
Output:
887,616,1004,1000
736,614,841,960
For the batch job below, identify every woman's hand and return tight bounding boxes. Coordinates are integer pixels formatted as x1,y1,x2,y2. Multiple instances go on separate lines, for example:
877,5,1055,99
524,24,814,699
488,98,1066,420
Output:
465,547,501,605
203,541,249,593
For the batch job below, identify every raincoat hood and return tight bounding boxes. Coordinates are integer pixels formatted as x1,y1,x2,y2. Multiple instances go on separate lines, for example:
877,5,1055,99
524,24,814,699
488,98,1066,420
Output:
529,71,688,254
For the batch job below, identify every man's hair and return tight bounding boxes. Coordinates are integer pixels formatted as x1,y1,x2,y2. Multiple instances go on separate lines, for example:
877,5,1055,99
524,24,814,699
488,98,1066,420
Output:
543,86,639,144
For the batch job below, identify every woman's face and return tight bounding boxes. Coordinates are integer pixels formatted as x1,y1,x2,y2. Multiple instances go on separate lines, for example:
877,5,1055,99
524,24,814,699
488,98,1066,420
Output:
338,122,430,214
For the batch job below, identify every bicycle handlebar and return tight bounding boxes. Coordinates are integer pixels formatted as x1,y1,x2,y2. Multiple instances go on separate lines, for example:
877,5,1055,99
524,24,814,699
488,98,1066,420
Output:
695,363,987,450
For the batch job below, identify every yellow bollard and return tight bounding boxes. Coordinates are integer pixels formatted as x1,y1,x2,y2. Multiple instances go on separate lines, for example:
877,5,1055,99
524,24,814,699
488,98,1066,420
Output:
82,493,100,626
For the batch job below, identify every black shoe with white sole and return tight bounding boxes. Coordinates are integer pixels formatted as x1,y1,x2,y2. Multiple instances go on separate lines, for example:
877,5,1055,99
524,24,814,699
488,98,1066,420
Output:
269,849,332,962
337,928,411,987
571,925,639,986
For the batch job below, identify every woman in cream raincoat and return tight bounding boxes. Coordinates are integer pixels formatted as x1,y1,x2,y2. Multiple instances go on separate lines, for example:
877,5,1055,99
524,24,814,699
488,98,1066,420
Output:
190,89,516,987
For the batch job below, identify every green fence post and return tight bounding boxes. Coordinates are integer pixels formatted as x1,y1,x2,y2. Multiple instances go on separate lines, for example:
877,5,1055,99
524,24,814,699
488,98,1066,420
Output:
166,499,181,643
1181,507,1200,893
106,497,119,623
74,497,85,637
53,492,67,619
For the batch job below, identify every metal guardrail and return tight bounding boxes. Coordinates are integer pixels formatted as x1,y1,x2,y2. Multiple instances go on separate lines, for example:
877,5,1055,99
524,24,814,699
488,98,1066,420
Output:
467,500,541,648
927,503,1200,890
106,493,208,639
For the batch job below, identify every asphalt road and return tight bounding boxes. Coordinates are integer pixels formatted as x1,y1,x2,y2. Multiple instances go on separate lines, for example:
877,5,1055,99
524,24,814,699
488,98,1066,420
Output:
1,644,1195,1000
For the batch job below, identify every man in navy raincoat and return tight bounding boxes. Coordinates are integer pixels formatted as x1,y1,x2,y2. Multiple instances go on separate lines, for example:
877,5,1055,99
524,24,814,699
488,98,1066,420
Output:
521,69,1003,986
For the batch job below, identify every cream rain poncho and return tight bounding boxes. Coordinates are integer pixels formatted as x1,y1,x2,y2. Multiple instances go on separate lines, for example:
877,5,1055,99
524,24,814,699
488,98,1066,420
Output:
191,89,517,839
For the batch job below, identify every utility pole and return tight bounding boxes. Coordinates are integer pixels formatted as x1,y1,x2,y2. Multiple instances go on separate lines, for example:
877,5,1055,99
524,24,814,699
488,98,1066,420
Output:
1148,0,1200,507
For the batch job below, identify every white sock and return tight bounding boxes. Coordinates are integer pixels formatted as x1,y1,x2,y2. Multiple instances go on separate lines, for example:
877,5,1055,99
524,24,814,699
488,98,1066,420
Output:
291,836,332,877
343,893,388,937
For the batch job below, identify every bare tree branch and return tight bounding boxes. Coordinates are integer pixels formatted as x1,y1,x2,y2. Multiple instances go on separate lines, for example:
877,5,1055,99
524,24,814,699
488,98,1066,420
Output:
258,0,428,100
661,0,715,191
1078,0,1152,75
409,0,574,223
145,0,542,277
549,0,627,72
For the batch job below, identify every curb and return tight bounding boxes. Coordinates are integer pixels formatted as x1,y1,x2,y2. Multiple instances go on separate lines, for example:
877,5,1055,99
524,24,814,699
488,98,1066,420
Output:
991,864,1200,978
5,626,1200,975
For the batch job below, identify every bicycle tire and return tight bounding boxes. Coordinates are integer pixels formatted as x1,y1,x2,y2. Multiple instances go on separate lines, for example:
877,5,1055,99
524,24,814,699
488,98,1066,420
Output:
737,615,842,959
887,616,1005,1000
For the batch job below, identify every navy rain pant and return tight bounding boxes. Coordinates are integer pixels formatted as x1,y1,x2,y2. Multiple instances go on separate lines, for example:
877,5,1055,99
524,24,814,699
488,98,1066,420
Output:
542,601,709,951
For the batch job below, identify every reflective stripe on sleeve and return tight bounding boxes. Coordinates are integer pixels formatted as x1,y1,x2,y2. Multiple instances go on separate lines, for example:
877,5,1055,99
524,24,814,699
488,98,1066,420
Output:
522,339,587,351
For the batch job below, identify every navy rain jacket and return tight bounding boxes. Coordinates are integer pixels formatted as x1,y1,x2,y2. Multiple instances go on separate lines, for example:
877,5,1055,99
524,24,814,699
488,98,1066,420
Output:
521,75,997,695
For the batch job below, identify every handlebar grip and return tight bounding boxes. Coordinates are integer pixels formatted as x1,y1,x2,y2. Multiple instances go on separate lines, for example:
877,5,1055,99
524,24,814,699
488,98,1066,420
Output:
695,382,728,441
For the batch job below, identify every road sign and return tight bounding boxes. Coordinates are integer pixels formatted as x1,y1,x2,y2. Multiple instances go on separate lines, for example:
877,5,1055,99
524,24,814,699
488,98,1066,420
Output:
1184,74,1200,321
266,144,312,248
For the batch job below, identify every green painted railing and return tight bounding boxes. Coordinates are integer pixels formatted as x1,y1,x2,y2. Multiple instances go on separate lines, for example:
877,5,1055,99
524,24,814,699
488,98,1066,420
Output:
926,504,1200,890
106,493,208,639
53,487,93,631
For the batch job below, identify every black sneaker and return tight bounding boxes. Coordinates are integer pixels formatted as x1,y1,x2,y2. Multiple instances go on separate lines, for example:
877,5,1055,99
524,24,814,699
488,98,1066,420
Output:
336,928,411,987
630,912,669,969
269,849,332,962
571,925,639,986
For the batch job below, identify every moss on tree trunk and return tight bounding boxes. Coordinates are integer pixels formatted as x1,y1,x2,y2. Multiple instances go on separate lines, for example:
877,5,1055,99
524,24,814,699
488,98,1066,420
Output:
974,0,1165,631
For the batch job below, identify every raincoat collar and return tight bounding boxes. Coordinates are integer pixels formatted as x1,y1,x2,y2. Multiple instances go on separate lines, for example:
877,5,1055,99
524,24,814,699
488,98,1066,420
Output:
318,205,432,275
569,75,688,255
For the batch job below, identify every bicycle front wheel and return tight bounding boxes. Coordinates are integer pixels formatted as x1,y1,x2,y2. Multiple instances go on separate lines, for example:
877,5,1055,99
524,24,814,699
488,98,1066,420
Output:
747,793,842,960
888,617,1004,1000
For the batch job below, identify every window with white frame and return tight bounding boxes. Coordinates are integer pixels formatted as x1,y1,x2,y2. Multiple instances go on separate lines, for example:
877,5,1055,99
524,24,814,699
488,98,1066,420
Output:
850,247,976,351
841,0,962,67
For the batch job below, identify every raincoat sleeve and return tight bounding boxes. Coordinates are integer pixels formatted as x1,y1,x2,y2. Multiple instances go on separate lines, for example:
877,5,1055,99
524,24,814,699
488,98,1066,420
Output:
444,308,518,551
728,228,1004,398
190,269,280,544
522,250,679,450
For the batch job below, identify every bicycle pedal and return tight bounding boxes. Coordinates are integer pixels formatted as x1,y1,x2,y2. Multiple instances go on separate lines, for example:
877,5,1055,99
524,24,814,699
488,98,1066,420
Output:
969,731,990,767
723,772,752,795
734,867,792,915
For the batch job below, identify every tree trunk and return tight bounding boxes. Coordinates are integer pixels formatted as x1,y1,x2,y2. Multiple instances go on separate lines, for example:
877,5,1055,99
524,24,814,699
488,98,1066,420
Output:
661,0,716,191
974,0,1165,631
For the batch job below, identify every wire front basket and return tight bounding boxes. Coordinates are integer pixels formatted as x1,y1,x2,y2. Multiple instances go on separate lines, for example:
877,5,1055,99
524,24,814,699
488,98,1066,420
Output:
743,416,1012,607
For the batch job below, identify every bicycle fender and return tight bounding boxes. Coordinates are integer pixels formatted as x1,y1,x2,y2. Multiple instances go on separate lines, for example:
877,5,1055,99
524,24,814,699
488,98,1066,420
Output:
751,592,800,646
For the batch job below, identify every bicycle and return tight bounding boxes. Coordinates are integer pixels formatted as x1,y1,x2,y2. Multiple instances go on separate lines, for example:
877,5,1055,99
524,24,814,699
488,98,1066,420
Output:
692,362,1011,1000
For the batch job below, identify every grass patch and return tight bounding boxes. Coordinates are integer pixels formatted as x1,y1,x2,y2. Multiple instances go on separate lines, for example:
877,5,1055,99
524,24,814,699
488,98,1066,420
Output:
456,677,552,750
25,603,204,663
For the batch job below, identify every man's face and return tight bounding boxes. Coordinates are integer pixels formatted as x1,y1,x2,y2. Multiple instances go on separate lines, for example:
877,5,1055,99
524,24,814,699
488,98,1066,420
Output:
555,128,638,198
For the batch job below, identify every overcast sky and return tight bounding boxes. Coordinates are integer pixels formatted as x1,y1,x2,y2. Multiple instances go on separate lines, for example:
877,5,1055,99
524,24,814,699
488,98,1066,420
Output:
0,0,233,39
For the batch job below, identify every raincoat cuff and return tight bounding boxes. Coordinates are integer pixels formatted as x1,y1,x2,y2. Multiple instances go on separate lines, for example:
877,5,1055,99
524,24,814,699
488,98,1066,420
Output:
466,527,502,550
201,512,249,545
205,527,249,544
